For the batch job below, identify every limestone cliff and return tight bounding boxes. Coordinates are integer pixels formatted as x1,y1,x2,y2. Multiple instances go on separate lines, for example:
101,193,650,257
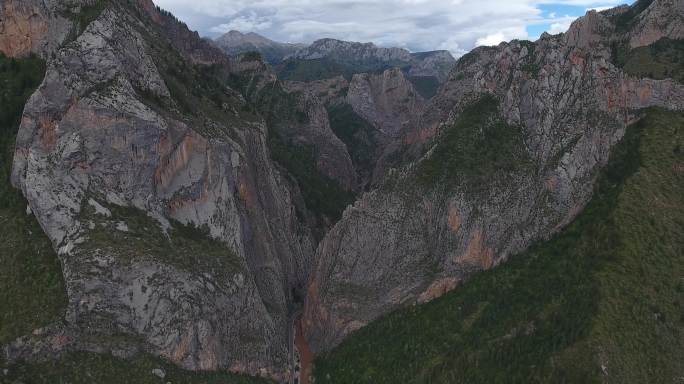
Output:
2,0,316,380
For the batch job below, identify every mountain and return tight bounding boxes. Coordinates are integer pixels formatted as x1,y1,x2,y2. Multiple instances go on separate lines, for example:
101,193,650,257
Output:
278,38,456,93
0,0,353,381
303,0,684,372
213,30,305,64
0,0,683,383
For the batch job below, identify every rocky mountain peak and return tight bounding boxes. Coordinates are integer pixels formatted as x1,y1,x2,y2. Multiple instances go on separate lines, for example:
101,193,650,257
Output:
290,38,413,63
213,29,305,64
217,30,277,48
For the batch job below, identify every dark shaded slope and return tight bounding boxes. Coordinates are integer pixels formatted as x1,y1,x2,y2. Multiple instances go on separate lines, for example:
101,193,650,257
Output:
0,54,66,345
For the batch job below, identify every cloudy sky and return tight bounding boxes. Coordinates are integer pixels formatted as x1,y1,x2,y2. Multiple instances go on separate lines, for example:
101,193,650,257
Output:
152,0,629,56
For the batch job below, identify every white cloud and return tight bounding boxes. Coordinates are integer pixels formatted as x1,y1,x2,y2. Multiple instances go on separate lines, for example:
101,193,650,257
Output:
153,0,628,56
210,12,273,33
547,15,578,34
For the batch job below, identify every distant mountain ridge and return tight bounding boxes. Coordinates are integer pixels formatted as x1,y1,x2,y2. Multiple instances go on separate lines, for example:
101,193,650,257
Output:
213,30,304,64
213,32,457,86
282,38,456,83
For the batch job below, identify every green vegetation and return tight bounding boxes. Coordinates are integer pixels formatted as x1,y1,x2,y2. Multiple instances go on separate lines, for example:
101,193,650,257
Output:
0,54,67,345
268,133,355,223
416,95,531,190
230,73,355,223
613,38,684,83
314,108,684,383
1,351,271,384
613,0,656,33
277,58,396,82
327,103,379,184
240,51,264,63
518,40,540,77
521,63,541,77
277,58,357,81
81,201,243,276
408,76,441,99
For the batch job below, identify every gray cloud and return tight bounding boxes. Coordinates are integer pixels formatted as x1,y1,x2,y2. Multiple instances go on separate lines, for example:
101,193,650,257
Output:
153,0,625,56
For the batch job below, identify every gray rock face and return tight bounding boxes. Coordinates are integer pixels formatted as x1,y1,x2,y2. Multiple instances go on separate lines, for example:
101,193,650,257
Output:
303,0,684,353
214,30,305,64
289,38,413,63
628,0,684,47
0,0,73,58
284,76,350,106
4,1,315,380
346,68,426,139
409,50,458,83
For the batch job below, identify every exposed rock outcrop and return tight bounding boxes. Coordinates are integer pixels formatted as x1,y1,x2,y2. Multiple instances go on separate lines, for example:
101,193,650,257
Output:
284,75,349,106
0,0,72,58
346,68,426,139
303,0,684,353
4,1,316,379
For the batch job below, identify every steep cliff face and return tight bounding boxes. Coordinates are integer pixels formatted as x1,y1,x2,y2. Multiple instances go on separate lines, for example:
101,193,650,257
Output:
346,68,426,139
409,50,458,83
303,0,684,353
2,0,316,379
0,0,73,58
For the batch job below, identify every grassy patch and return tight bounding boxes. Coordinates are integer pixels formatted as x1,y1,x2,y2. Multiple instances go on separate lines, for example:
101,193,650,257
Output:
0,351,271,384
0,54,67,345
313,108,684,383
416,95,532,191
615,38,684,83
81,201,243,277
